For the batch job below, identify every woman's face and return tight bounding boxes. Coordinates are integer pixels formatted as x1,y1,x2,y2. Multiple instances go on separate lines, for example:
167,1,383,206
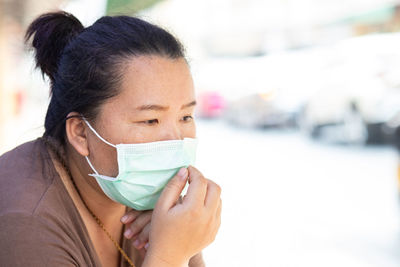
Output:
85,55,196,177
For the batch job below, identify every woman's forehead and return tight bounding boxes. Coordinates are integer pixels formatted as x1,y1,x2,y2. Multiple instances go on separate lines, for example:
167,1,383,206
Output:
107,56,195,110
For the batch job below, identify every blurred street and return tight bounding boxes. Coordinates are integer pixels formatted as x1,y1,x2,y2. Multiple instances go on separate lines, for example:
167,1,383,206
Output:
196,119,400,267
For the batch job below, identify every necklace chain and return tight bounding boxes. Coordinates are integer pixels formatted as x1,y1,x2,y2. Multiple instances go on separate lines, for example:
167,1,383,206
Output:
43,137,136,267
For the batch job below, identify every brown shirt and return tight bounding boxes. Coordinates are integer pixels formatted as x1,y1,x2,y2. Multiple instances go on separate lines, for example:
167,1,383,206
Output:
0,138,140,266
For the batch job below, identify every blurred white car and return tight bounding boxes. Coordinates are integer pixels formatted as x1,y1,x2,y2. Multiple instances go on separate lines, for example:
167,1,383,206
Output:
299,33,400,145
224,92,298,128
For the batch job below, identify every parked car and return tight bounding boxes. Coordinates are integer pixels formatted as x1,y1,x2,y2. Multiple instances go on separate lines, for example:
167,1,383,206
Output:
299,33,400,145
224,92,298,129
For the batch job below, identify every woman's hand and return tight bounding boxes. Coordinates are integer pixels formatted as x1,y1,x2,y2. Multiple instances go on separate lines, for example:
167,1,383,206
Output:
121,205,207,266
121,209,152,250
143,166,222,267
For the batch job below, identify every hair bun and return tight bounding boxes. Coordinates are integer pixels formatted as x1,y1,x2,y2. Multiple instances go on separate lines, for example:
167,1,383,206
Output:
25,11,84,82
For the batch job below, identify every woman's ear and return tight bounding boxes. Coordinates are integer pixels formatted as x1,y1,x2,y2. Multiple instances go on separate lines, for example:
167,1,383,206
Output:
65,112,89,156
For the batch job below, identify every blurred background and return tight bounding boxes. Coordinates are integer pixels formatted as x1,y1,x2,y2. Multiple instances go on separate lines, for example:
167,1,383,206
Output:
2,0,400,266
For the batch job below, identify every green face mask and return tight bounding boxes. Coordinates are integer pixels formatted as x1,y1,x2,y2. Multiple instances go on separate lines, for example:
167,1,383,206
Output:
84,119,197,210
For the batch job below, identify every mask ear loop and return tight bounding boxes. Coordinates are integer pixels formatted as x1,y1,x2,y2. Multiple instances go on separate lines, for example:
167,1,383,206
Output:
85,156,99,175
85,156,119,181
82,117,117,178
83,118,117,148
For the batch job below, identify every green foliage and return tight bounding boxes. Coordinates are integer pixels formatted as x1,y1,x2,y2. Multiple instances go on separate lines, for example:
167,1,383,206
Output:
106,0,163,15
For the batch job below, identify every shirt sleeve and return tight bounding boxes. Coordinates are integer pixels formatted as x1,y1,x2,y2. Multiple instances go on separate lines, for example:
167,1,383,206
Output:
0,212,78,267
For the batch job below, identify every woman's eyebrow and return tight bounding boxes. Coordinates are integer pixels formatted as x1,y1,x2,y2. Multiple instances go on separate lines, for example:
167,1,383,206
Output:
136,104,168,111
181,100,196,110
136,101,196,111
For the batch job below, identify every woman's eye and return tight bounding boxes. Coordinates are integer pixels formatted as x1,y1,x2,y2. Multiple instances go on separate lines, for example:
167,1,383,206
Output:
141,119,159,125
182,115,194,122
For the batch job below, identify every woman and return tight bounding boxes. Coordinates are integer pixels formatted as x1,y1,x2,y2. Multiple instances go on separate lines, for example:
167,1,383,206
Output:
0,11,221,267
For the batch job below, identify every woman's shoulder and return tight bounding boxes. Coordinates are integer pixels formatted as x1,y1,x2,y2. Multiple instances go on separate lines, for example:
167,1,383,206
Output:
0,209,98,266
0,138,100,266
0,138,65,216
0,138,50,178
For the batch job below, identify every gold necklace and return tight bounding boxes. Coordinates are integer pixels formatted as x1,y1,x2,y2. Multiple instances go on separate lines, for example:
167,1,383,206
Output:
44,137,136,267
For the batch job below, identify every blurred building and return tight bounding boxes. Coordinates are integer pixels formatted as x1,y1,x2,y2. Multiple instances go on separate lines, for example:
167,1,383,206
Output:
0,0,65,152
143,0,400,57
0,0,110,153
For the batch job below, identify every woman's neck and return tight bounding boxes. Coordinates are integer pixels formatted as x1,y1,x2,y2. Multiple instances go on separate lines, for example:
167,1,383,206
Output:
47,140,129,266
65,144,127,228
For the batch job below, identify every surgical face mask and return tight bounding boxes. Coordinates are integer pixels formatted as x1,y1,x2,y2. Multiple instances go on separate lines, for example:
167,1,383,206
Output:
83,119,197,210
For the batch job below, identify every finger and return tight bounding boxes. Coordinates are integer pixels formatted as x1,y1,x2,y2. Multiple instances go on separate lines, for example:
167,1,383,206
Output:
204,180,221,210
120,209,142,224
128,211,151,237
216,198,222,223
156,167,188,211
184,166,208,207
217,199,222,228
211,199,222,241
133,223,151,249
123,212,151,239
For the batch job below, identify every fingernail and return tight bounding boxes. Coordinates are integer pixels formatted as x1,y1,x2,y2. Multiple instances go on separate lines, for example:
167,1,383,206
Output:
177,168,188,180
133,239,141,248
124,229,133,239
121,215,129,223
144,243,149,250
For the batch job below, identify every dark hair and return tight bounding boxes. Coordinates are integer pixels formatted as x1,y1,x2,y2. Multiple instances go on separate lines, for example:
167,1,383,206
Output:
25,11,185,144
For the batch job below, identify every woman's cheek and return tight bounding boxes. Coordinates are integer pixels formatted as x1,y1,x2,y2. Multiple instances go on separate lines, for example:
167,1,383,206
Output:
185,121,196,138
123,126,156,143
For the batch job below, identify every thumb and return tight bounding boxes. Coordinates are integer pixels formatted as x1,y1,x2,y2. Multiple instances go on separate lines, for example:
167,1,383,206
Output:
155,168,188,211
